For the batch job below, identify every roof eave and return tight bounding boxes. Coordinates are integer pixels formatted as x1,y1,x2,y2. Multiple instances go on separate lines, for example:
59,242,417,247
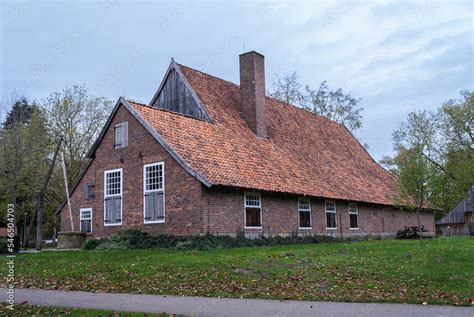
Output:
122,98,213,188
56,97,213,215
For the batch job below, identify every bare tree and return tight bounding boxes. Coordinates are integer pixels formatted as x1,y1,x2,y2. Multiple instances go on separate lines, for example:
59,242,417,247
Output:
268,71,306,106
304,81,363,132
269,72,363,132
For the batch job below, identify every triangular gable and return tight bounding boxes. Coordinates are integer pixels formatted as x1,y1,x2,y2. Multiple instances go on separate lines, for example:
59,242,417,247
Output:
56,97,212,214
150,60,212,121
89,97,212,187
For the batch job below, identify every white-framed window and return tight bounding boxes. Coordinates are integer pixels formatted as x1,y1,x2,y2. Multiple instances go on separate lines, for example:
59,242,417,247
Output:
298,198,312,229
143,162,165,223
104,168,122,226
349,202,359,230
325,200,337,229
114,121,128,149
244,193,262,228
80,208,92,233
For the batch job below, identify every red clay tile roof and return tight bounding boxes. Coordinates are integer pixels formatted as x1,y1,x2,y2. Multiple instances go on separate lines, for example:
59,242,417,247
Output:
128,64,401,206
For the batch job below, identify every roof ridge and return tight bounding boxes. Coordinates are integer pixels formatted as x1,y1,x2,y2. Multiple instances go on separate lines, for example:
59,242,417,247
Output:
176,63,240,88
126,98,210,122
176,63,343,127
125,98,150,107
265,94,339,125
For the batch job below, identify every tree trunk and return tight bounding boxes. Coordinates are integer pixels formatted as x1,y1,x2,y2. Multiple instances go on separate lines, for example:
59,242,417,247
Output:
61,151,74,231
35,194,43,251
416,208,423,242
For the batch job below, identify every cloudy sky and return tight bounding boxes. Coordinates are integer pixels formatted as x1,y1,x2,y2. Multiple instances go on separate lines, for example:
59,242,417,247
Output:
1,0,473,160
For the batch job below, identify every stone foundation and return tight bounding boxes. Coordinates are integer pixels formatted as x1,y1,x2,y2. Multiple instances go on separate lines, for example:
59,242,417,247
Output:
57,231,86,249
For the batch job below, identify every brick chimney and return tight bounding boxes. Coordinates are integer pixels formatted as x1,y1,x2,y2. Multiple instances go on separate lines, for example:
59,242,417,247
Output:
239,51,267,138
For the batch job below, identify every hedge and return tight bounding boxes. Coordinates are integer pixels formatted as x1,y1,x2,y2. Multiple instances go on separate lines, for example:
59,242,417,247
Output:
82,230,337,251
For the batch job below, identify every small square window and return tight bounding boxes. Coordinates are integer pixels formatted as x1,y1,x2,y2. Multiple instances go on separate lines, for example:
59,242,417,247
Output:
86,185,95,199
326,201,336,212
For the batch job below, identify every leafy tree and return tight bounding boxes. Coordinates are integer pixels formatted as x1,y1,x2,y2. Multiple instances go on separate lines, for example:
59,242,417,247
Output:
269,72,363,132
0,86,114,242
40,85,113,236
0,94,51,240
382,91,473,216
392,110,441,165
440,91,473,154
387,145,437,239
434,91,474,209
43,85,113,186
2,96,37,129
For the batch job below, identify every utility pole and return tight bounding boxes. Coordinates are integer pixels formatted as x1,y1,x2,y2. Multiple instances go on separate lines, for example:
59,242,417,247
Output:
61,150,74,231
24,136,63,250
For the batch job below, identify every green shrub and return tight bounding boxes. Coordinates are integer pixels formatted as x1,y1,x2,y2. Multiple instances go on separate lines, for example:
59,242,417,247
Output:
123,230,151,246
82,239,101,250
82,230,337,251
175,240,194,250
95,239,129,250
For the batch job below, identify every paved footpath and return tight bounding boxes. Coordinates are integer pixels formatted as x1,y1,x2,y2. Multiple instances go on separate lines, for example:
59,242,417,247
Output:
1,288,473,317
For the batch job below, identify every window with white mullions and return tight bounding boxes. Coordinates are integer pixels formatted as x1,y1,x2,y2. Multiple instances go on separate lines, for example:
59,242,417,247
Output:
104,169,122,226
80,208,92,233
244,193,262,228
325,200,337,229
348,202,359,229
298,198,312,229
143,162,165,223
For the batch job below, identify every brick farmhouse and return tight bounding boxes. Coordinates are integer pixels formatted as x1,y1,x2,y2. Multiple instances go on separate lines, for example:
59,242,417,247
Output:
57,51,435,239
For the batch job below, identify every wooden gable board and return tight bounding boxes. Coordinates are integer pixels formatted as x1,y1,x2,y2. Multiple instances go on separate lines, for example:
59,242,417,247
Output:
150,61,212,121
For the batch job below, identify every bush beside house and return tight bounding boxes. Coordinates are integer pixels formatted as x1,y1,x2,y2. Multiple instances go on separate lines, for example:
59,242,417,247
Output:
82,230,337,251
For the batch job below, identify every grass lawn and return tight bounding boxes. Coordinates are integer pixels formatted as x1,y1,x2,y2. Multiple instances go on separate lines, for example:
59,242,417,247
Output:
0,303,179,316
1,238,472,306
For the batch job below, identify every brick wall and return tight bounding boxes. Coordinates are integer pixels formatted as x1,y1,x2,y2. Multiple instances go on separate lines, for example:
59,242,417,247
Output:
202,187,436,238
60,104,436,239
60,105,204,238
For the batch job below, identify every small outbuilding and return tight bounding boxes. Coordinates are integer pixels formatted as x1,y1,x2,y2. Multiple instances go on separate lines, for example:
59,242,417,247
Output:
437,186,474,236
